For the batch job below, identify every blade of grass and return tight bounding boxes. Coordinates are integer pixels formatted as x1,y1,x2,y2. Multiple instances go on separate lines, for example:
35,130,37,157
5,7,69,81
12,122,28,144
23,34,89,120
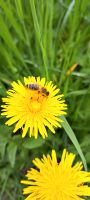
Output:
0,0,25,41
0,15,24,65
48,0,54,68
61,115,87,170
15,0,34,59
29,0,49,79
15,0,23,19
66,89,88,97
0,175,9,200
0,44,17,73
60,0,75,31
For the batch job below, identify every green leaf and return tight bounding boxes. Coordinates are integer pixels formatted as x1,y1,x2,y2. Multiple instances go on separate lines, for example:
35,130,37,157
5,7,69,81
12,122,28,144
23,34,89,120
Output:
0,125,12,158
61,116,87,171
7,141,17,167
0,137,8,158
22,137,45,149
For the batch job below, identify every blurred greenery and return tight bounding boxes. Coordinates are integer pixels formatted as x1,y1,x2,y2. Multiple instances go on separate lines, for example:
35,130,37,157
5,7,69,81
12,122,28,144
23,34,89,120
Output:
0,0,90,199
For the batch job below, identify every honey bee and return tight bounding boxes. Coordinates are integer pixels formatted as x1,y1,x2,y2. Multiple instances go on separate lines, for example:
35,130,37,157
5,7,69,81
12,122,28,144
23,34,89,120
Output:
26,83,39,90
40,87,49,96
26,83,49,96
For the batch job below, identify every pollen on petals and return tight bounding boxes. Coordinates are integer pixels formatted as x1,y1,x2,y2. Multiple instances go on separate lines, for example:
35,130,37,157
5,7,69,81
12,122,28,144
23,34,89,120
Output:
1,76,67,138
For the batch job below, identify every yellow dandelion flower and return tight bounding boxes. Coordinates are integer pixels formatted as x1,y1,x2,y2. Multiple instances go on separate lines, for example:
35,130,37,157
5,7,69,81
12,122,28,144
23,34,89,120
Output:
21,149,90,200
1,76,67,138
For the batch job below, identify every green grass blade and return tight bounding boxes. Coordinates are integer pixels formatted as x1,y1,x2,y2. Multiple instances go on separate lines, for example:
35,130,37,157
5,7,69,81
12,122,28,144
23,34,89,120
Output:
61,115,87,170
29,0,49,79
61,0,75,30
15,0,23,20
0,0,25,41
0,15,25,65
0,44,16,73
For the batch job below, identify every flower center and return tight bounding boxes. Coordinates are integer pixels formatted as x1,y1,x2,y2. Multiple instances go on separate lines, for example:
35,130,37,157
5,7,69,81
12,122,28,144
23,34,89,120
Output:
30,100,41,112
26,88,48,113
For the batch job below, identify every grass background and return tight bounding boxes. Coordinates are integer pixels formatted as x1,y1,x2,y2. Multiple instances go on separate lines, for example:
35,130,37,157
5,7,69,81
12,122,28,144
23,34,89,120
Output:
0,0,90,199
